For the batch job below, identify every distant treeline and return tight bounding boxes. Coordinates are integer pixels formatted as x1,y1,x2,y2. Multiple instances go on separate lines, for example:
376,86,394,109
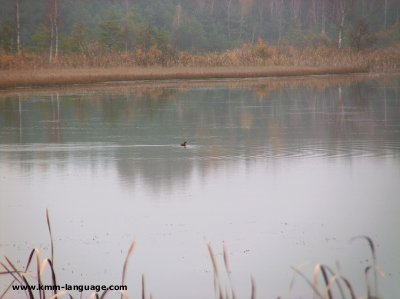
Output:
1,0,400,56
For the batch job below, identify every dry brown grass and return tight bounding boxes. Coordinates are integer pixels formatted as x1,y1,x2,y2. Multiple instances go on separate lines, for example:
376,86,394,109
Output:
0,65,368,90
2,40,399,89
1,42,400,71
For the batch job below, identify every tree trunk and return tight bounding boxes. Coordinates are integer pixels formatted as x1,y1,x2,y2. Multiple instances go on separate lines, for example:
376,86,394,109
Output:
312,0,317,27
18,95,22,143
338,2,345,49
54,0,58,59
225,0,232,41
49,0,54,63
274,0,283,42
321,0,326,33
123,0,129,52
384,0,388,30
278,4,283,42
338,14,344,48
49,0,59,62
49,20,54,63
16,0,21,53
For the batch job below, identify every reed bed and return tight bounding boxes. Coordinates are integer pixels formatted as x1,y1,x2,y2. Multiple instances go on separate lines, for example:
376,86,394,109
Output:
1,43,399,71
206,237,384,299
0,65,368,90
0,211,386,299
0,72,377,99
1,41,399,89
0,210,141,299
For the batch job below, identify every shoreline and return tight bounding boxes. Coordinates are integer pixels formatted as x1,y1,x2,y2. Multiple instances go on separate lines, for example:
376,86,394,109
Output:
0,65,369,90
0,72,381,98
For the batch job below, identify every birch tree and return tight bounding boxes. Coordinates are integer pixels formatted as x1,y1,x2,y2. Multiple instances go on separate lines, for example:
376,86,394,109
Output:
224,0,233,40
337,0,346,48
16,0,21,53
48,0,59,62
328,0,353,48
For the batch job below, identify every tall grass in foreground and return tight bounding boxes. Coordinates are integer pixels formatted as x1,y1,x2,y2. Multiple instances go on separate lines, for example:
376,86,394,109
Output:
206,237,384,299
0,210,142,299
0,211,385,299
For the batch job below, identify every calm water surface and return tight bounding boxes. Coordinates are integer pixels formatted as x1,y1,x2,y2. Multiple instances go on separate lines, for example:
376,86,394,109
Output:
1,76,400,299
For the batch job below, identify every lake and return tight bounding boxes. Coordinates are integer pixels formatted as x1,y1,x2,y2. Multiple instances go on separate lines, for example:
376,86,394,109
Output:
1,75,400,299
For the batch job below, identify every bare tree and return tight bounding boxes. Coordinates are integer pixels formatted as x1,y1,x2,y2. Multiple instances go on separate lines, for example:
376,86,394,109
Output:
321,0,326,33
173,4,182,27
337,0,346,48
224,0,233,40
48,0,59,62
49,2,54,62
239,0,254,39
310,0,318,27
15,0,21,53
123,0,130,52
288,0,301,20
54,0,58,58
210,0,215,14
273,0,284,42
326,0,353,48
384,0,388,30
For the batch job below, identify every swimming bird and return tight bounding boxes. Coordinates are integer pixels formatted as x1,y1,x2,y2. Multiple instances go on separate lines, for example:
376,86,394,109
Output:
181,141,187,147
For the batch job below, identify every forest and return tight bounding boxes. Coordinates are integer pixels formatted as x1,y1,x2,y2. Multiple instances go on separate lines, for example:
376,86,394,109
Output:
0,0,400,74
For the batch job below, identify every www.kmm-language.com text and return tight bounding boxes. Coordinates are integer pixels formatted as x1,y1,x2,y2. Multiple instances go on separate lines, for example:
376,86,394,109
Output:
12,283,127,293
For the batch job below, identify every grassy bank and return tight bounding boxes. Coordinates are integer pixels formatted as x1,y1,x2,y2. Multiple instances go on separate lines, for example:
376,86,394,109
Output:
1,41,399,89
0,65,368,89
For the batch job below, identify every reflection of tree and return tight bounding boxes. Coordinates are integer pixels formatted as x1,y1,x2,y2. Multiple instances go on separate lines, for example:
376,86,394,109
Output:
18,94,22,143
0,77,399,193
49,94,62,143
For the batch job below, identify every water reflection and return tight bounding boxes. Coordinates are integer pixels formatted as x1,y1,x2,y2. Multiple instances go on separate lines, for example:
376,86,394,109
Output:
1,76,399,191
1,75,400,299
